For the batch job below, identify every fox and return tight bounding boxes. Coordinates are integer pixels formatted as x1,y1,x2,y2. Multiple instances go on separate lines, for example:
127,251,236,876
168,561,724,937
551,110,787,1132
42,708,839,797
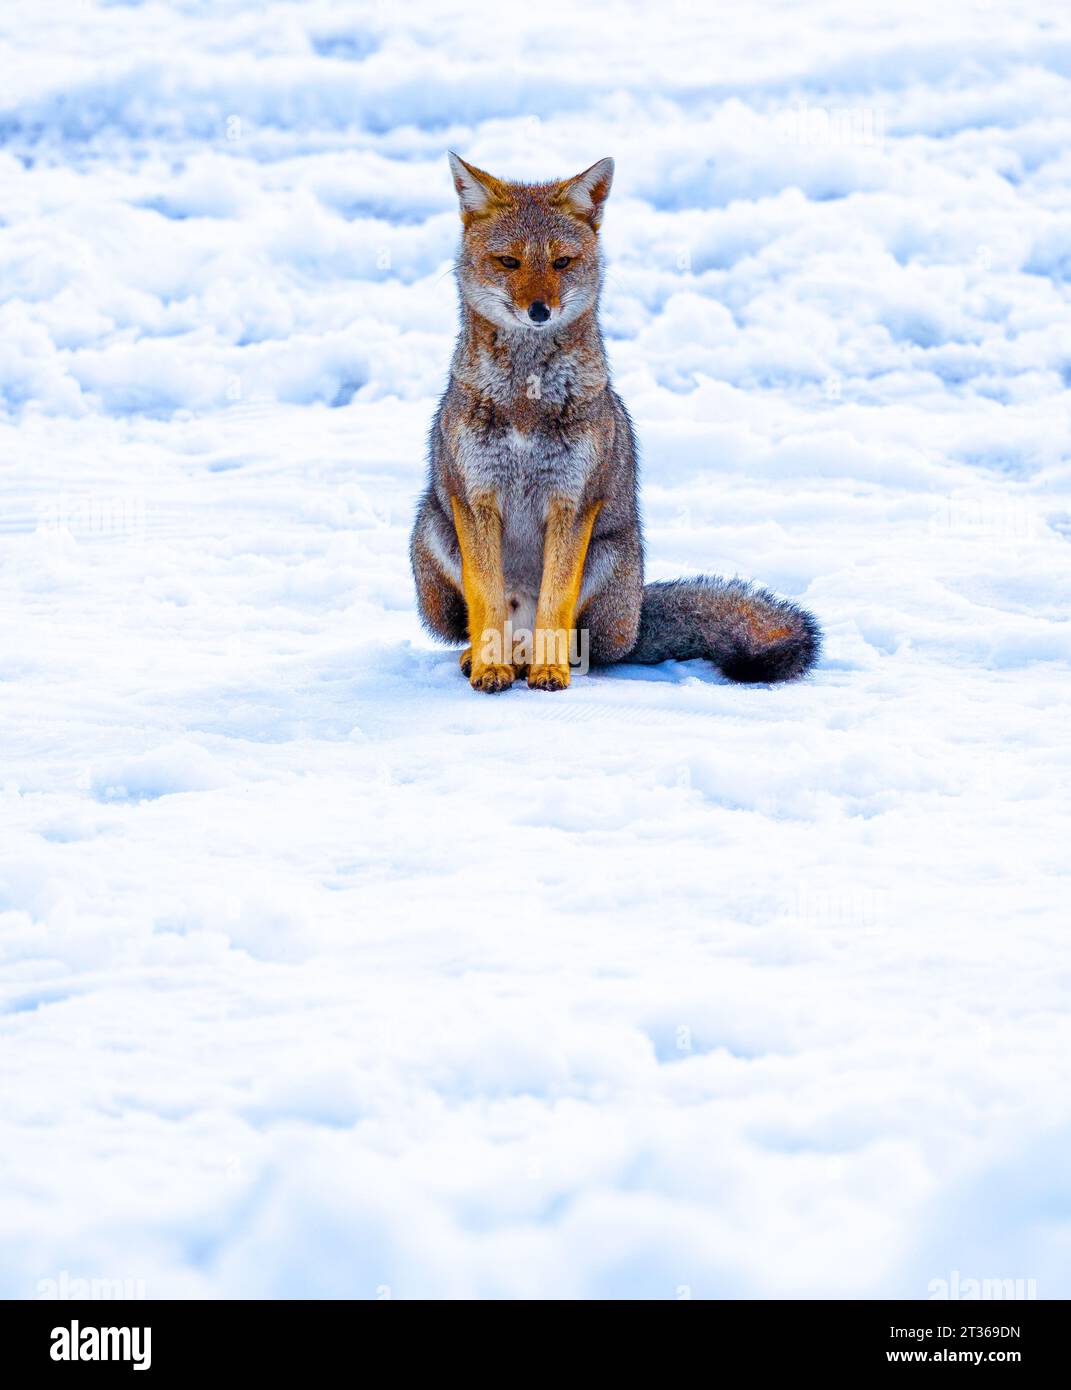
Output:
410,153,820,693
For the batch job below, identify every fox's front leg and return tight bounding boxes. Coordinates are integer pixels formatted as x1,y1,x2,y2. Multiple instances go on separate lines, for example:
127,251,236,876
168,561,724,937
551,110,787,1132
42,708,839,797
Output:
530,498,602,691
450,493,514,693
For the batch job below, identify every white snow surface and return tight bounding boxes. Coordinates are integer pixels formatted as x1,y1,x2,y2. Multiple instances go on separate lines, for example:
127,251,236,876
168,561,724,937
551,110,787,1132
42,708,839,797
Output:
2,0,1070,1299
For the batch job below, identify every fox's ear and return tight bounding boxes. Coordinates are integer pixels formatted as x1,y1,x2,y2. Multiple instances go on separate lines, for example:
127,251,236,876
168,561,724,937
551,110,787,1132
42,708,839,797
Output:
552,157,615,230
447,152,512,223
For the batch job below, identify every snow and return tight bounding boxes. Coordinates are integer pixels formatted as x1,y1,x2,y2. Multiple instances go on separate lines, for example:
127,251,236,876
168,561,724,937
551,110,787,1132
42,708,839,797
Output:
2,0,1070,1299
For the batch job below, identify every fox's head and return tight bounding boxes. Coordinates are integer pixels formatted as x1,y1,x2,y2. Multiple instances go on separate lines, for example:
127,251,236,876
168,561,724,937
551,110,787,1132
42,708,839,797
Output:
447,152,614,333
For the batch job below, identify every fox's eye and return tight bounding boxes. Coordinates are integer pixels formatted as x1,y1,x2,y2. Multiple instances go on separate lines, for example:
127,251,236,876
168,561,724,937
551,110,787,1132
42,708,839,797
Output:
552,256,572,270
497,255,520,269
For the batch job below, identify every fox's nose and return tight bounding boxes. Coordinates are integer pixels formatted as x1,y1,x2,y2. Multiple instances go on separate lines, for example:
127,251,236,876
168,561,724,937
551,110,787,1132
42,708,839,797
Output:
528,301,551,324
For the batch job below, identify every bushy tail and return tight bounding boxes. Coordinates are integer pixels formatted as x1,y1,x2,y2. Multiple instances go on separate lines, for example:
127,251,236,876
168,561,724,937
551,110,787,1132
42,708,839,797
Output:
628,577,820,683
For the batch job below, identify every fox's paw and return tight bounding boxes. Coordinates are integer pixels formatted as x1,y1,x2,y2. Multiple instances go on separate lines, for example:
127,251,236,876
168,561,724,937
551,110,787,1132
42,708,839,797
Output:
463,646,528,682
470,663,515,694
528,662,571,692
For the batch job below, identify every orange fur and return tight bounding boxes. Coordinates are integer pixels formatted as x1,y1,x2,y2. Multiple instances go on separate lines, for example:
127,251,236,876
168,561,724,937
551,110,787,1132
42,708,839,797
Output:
530,500,602,690
450,494,515,692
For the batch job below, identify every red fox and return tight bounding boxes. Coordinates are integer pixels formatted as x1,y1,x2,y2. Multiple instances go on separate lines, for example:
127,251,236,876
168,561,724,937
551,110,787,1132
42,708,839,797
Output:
411,154,820,693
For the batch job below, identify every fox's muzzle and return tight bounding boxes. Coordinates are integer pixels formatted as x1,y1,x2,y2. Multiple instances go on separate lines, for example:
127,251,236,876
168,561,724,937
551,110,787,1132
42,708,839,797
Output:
528,300,551,324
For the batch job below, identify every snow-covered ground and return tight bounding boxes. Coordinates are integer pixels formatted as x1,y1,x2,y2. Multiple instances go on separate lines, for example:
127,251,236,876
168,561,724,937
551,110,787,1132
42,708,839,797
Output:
2,0,1070,1299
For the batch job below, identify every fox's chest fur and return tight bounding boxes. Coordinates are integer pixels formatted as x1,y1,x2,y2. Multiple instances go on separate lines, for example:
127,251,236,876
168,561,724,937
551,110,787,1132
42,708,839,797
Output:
436,326,615,600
